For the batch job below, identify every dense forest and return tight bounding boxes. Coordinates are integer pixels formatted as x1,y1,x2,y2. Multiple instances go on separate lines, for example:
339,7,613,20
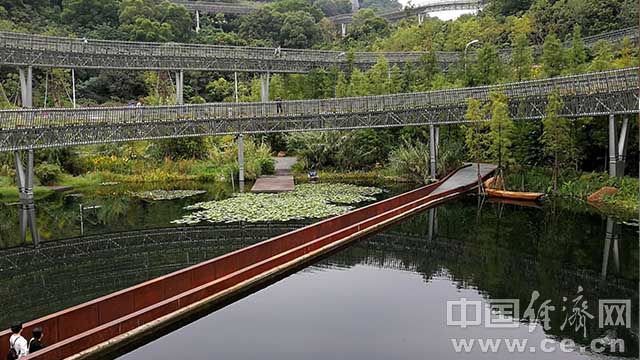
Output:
0,0,638,212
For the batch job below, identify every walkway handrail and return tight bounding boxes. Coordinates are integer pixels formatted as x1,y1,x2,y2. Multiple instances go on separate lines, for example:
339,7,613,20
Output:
0,67,636,130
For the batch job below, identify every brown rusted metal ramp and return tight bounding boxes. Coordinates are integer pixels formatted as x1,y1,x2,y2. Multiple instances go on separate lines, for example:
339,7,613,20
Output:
0,164,494,360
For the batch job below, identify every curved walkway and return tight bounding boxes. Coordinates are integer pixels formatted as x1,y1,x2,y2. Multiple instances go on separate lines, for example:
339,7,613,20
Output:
1,27,636,73
0,67,636,151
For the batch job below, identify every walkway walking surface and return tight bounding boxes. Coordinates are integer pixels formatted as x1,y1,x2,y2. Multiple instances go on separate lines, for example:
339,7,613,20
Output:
432,163,497,195
251,157,297,193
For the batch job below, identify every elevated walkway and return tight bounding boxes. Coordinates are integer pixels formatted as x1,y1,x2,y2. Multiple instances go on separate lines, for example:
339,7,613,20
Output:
0,164,493,360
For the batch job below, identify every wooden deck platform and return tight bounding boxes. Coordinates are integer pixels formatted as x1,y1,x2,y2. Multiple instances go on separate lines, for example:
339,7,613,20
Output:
251,175,295,193
251,157,297,193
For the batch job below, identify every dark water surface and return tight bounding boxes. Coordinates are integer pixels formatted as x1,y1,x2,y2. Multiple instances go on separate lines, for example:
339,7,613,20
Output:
0,180,407,327
0,182,637,359
118,198,637,360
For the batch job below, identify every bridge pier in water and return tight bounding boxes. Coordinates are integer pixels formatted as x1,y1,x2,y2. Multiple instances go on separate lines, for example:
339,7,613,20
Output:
429,124,440,179
19,66,32,108
608,114,630,177
175,70,184,105
14,149,40,246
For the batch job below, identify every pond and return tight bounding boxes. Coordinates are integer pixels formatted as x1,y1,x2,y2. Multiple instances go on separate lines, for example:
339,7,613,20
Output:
0,182,637,359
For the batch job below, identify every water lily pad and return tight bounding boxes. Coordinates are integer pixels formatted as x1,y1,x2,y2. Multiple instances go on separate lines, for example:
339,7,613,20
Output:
173,183,383,224
132,189,207,201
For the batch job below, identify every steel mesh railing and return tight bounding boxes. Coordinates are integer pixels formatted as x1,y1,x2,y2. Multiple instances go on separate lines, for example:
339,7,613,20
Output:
0,67,636,130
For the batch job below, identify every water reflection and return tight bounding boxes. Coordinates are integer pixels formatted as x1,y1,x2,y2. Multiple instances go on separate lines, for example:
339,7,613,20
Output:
1,196,637,358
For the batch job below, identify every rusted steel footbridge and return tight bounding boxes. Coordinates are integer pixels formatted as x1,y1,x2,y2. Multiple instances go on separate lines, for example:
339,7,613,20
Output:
0,164,496,359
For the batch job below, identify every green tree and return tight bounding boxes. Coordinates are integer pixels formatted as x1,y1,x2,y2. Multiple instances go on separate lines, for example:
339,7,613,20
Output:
487,92,514,172
367,56,390,95
348,68,369,96
541,33,565,77
473,44,504,85
61,0,119,31
279,11,322,48
206,78,233,102
589,40,614,72
510,33,533,81
540,91,570,192
566,25,587,73
463,98,489,190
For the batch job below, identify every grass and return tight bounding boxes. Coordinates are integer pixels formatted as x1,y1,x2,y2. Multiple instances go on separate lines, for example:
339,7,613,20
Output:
506,166,639,217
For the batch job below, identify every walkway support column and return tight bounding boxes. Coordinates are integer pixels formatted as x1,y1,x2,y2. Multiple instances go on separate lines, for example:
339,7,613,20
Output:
195,10,201,33
608,114,630,177
617,116,629,176
418,13,424,25
260,73,270,103
341,23,347,38
351,0,359,12
19,66,33,108
14,149,40,245
608,114,617,177
429,124,438,179
175,70,184,105
238,134,245,184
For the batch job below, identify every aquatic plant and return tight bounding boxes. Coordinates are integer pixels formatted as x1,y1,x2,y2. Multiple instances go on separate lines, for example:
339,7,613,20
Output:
172,183,383,224
131,189,207,201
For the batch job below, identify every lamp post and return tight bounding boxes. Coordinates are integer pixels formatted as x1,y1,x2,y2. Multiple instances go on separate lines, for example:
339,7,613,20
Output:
464,39,480,73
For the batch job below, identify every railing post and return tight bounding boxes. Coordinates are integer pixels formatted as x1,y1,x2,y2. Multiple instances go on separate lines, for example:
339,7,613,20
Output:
19,66,33,108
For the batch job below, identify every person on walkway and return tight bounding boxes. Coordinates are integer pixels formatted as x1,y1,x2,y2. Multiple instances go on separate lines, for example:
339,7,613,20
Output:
7,322,28,359
28,327,45,354
275,97,283,114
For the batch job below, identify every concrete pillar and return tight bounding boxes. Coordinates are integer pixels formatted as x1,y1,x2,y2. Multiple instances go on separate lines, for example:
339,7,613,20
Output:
418,14,424,25
434,126,440,162
608,114,617,177
341,23,347,38
260,73,270,102
19,66,33,108
238,134,245,183
617,116,629,176
608,114,630,177
429,124,438,179
175,70,184,105
351,0,359,12
14,150,39,245
195,10,201,33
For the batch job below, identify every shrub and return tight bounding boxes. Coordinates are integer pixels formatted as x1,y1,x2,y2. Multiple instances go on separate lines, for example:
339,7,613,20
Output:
35,163,62,185
388,140,431,184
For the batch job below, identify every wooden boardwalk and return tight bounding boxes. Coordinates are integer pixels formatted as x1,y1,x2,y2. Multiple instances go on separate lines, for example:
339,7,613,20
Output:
251,157,296,193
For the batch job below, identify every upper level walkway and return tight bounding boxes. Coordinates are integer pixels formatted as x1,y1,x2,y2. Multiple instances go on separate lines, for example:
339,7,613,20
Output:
0,67,637,151
2,27,636,73
174,0,259,15
329,0,484,24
